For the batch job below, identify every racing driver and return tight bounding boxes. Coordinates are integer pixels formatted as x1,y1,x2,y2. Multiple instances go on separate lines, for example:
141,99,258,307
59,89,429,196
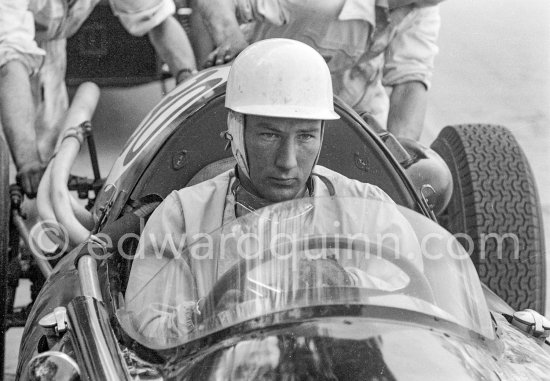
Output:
124,38,421,341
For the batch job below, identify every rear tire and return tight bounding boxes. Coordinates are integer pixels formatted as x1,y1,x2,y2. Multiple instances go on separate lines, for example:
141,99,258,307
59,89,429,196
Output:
0,136,10,376
431,124,546,312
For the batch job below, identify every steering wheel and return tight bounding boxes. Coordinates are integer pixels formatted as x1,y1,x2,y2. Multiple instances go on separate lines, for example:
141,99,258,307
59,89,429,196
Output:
199,235,435,320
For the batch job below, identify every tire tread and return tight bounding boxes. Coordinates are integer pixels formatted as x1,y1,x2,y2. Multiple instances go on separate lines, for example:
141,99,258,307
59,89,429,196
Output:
431,124,546,312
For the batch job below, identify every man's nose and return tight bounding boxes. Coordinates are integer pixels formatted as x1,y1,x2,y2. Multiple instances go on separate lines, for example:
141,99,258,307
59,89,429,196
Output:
275,138,298,170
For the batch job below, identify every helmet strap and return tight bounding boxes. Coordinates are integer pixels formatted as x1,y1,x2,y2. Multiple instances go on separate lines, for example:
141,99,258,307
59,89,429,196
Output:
310,121,325,173
227,110,250,178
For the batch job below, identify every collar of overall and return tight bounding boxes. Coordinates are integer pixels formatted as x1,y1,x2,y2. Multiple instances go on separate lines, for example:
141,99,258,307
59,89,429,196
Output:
232,168,315,217
232,167,336,217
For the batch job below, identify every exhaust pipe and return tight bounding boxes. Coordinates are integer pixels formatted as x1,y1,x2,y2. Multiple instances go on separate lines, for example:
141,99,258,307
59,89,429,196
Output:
36,82,100,248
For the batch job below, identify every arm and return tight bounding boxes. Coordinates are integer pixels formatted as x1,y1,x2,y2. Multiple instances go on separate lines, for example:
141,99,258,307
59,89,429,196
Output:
0,1,48,196
125,192,197,342
147,16,197,83
383,6,441,140
128,254,197,344
195,0,248,67
188,0,215,69
0,61,40,171
387,81,428,140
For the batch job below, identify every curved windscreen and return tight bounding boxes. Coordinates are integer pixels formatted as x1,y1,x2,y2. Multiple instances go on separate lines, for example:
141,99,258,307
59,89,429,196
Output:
118,197,493,349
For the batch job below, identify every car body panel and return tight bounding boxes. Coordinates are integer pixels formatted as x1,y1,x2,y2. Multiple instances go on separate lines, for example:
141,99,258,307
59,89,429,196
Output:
16,249,81,377
166,317,536,381
93,67,231,224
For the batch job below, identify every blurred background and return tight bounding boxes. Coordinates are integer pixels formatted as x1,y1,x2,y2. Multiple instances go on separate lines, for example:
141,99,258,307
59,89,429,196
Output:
4,0,550,377
425,0,550,314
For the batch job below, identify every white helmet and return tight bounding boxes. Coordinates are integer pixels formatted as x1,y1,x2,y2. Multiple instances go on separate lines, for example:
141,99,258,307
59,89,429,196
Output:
225,38,339,120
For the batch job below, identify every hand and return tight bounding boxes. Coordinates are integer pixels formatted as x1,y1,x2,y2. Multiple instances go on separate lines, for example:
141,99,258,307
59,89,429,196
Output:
16,160,48,198
203,36,249,68
175,68,198,84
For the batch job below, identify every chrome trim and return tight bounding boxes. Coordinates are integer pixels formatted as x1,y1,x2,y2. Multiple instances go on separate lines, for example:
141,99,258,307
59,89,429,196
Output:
77,255,103,302
28,351,80,381
39,306,68,337
67,296,131,380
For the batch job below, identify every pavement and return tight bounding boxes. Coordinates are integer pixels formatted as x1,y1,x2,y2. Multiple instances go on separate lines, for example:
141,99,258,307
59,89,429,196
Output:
4,0,550,378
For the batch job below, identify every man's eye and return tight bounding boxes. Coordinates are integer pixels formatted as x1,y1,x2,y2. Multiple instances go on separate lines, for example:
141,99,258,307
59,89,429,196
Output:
298,134,315,141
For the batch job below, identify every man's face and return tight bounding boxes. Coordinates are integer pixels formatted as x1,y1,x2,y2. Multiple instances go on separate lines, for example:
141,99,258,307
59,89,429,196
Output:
244,115,323,203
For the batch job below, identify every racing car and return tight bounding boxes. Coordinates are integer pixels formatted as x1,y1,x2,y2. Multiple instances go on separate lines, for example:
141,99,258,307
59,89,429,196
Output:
2,63,549,379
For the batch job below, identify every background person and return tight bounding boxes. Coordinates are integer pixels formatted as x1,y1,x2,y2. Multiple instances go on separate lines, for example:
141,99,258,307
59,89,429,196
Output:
0,0,101,319
195,0,444,141
0,0,197,199
0,0,100,197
